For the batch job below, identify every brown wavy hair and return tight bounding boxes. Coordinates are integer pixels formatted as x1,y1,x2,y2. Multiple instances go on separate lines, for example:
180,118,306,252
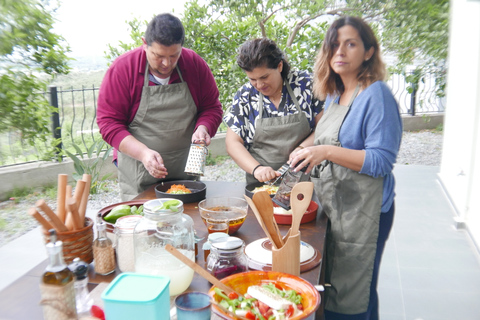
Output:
313,16,386,99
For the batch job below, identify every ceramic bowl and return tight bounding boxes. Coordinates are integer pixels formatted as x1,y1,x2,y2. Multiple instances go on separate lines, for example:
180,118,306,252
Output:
273,201,319,225
208,270,320,320
245,182,276,199
155,180,206,203
198,197,248,235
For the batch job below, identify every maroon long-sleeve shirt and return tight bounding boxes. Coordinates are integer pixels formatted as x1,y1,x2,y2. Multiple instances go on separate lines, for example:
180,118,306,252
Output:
97,46,223,160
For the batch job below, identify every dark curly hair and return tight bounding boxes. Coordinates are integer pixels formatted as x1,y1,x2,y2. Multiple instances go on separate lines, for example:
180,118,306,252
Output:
236,38,290,80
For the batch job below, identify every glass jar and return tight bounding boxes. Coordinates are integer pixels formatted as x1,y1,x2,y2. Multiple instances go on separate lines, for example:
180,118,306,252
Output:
114,215,142,272
208,236,248,279
133,199,195,296
204,233,230,267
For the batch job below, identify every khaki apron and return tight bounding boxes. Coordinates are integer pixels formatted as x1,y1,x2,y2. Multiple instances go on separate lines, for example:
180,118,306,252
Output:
247,81,311,184
118,63,197,201
310,86,383,314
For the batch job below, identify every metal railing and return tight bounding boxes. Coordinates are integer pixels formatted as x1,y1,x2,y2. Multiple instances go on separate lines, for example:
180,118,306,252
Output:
0,71,444,167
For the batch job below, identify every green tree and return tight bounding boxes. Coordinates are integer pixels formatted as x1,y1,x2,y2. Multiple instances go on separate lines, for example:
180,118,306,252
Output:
0,0,70,149
105,0,449,110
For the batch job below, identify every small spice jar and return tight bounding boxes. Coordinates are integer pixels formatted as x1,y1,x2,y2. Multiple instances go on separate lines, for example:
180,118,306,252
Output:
114,215,142,272
93,216,116,275
209,236,248,279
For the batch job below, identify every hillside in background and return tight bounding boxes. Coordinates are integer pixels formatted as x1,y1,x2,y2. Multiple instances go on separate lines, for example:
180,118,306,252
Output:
48,55,108,88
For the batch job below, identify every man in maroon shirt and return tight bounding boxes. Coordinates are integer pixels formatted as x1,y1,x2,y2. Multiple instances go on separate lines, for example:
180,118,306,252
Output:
97,13,223,200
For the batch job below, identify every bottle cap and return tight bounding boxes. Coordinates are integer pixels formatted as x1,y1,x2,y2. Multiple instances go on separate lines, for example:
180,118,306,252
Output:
68,257,89,280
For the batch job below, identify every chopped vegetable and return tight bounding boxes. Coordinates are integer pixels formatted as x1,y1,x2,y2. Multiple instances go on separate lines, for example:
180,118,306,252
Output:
153,199,181,212
166,184,192,194
214,283,303,320
253,185,279,195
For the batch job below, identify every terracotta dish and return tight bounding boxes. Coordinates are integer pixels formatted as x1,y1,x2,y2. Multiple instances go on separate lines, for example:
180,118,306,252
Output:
273,201,319,225
208,270,320,320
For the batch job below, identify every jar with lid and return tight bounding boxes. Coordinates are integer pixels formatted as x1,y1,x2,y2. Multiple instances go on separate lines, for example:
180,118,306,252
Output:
208,236,248,279
204,233,230,267
133,199,195,296
115,215,142,272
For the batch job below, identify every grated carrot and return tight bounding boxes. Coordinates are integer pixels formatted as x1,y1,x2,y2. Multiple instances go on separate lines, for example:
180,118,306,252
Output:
166,184,192,194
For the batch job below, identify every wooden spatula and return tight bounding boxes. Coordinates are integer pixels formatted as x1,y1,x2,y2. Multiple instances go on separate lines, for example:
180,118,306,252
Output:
252,191,284,249
290,182,314,236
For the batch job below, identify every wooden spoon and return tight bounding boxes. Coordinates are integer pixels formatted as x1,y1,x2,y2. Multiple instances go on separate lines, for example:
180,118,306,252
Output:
290,182,314,236
244,195,271,241
165,244,234,295
252,191,284,249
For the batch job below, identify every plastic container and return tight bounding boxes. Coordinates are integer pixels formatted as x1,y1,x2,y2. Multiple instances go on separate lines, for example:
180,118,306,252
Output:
102,273,170,320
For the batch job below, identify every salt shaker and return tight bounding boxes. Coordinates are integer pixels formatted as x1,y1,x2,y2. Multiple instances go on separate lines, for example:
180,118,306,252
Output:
68,257,93,317
93,214,116,275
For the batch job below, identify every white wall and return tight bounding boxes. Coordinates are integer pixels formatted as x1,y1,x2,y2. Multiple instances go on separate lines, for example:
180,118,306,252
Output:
439,0,480,246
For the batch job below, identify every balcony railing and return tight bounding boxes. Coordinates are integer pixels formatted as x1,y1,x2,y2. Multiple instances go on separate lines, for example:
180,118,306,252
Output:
0,71,445,167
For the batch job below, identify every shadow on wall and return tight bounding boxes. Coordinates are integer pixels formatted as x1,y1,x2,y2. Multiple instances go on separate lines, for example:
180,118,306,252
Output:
0,114,443,200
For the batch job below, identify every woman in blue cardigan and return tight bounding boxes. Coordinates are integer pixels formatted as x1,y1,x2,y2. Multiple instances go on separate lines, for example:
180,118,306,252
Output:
290,16,402,320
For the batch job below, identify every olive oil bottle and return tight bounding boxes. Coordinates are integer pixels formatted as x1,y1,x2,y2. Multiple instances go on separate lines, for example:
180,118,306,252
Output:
40,229,77,319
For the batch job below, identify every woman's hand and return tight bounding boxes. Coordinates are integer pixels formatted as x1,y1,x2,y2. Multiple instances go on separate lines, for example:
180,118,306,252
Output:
253,166,280,183
289,145,329,174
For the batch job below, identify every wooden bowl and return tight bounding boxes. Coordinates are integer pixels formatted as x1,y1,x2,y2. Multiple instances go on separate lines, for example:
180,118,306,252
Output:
208,270,320,319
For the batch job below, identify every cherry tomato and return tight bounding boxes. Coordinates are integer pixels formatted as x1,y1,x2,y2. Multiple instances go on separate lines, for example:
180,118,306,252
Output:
90,305,105,320
245,311,257,320
274,282,283,290
258,301,270,317
286,305,295,317
297,303,304,311
228,292,239,300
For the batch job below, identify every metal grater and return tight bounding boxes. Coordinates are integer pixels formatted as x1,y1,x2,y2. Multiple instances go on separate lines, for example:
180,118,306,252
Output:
266,163,290,186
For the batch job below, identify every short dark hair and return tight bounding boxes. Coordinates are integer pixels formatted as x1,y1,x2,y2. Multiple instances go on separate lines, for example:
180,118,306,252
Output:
144,13,185,46
236,38,291,80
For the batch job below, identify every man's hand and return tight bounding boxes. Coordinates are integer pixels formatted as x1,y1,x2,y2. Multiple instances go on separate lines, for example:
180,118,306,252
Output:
192,125,211,145
141,149,168,178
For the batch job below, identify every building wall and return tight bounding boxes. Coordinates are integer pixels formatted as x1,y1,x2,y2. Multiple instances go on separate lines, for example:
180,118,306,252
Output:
439,0,480,246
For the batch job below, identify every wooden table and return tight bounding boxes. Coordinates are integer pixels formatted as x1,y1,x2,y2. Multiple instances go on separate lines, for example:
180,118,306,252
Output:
0,181,327,319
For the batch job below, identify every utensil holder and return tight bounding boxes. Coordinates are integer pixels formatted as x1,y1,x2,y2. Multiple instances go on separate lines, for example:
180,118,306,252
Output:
271,231,300,276
43,217,94,264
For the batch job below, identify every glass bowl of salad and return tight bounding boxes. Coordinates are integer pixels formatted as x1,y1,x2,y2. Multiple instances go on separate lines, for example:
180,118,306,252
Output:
198,197,248,235
208,270,320,320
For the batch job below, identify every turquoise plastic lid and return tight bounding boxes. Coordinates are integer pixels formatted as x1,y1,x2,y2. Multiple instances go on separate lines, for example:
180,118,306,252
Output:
102,273,170,303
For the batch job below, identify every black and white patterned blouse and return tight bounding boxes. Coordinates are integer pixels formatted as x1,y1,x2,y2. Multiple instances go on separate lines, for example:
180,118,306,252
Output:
223,70,324,149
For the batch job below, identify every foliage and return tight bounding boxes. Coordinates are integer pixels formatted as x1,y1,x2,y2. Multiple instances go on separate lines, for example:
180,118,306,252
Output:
62,140,113,194
103,0,449,111
0,0,71,149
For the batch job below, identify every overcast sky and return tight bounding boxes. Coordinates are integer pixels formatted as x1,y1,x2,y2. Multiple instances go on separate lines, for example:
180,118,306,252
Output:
53,0,188,57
